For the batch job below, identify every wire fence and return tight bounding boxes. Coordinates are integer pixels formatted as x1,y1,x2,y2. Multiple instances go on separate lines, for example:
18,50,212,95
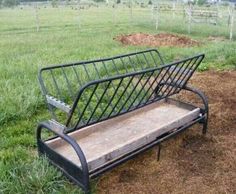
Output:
0,2,236,39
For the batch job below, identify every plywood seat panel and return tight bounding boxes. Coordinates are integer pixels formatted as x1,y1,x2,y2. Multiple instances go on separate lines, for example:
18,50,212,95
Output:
46,99,200,172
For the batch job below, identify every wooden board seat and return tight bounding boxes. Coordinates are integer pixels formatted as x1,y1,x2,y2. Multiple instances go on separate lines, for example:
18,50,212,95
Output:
46,99,200,172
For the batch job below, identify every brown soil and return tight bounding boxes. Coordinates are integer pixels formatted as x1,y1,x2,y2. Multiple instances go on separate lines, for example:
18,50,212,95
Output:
207,36,227,42
96,71,236,194
115,33,200,47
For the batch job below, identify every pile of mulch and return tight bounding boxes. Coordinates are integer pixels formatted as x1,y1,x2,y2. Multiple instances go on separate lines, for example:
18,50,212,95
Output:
96,71,236,194
115,33,200,47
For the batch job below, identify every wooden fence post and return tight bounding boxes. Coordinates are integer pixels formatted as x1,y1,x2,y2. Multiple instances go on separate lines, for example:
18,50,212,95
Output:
77,0,81,28
129,0,133,23
112,3,116,25
187,5,192,34
228,5,230,26
152,5,154,20
229,8,234,41
172,2,175,18
34,3,40,32
155,5,159,30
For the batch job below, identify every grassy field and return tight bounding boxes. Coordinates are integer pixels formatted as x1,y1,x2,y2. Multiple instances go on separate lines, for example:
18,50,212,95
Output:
0,4,235,193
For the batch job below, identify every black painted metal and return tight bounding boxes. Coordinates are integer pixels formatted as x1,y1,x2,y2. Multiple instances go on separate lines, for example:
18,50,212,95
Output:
39,49,204,132
37,122,90,192
37,49,208,193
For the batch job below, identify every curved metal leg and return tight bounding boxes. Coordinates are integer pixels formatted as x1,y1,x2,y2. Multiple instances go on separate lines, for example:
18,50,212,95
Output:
183,85,209,135
157,144,161,161
202,118,208,135
37,121,90,193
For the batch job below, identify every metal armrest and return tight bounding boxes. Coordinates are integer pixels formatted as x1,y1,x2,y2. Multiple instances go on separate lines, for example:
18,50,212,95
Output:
182,85,209,134
155,82,208,114
183,85,208,115
36,121,89,189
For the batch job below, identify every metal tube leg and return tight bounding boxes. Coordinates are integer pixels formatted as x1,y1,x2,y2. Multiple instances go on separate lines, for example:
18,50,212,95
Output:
202,119,208,135
84,187,90,194
157,144,161,161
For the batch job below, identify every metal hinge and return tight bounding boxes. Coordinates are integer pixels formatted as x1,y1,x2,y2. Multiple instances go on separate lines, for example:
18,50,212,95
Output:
46,95,71,113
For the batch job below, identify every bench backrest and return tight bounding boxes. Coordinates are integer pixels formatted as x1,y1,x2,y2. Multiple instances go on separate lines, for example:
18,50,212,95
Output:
39,50,163,123
38,49,204,132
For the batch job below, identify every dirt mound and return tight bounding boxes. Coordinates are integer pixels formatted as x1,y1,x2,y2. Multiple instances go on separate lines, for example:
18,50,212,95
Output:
115,33,200,47
97,71,236,194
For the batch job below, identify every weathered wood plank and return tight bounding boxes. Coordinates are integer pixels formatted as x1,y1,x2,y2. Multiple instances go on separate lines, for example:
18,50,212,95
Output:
46,100,200,171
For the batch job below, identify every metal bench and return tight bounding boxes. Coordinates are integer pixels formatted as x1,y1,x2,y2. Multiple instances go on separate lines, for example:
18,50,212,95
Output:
37,49,208,193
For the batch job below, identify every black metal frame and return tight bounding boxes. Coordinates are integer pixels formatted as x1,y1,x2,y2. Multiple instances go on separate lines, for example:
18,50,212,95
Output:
37,49,208,193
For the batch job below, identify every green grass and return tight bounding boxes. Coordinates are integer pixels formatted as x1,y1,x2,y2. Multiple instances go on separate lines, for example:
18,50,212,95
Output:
0,4,236,193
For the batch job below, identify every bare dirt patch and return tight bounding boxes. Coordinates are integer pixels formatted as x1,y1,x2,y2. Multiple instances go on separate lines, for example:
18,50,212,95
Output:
96,71,236,194
207,36,227,42
115,33,200,47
